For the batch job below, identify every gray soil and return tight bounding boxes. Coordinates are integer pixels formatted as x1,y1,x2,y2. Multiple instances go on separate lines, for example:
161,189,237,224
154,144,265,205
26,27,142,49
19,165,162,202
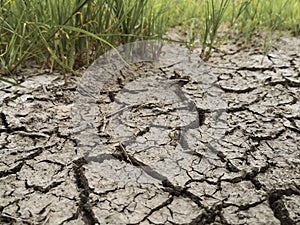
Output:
0,35,299,225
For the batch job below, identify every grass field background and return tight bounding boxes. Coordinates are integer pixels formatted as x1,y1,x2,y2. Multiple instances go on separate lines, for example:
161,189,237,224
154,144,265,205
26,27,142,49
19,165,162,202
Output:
0,0,299,77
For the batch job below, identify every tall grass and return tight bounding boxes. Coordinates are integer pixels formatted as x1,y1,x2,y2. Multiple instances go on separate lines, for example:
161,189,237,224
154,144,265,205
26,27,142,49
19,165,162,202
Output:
0,0,299,76
200,0,230,60
164,0,300,60
0,0,166,75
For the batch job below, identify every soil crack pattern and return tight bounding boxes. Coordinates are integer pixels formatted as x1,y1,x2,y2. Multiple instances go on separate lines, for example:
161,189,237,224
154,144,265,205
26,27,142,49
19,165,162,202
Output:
0,38,299,224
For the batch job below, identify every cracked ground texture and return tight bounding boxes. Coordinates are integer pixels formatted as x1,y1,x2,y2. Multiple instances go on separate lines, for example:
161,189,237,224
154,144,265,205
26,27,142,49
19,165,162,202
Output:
0,35,299,225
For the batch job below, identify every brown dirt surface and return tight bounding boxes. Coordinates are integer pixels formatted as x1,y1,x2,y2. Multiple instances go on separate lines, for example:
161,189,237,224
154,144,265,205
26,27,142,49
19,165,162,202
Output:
0,35,299,225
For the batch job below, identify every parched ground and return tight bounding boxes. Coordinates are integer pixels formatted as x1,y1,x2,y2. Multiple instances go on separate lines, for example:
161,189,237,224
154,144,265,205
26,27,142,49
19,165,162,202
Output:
0,35,299,225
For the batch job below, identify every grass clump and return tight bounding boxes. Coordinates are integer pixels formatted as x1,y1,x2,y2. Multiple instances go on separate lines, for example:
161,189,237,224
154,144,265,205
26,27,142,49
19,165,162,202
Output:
0,0,299,76
0,0,166,75
164,0,300,59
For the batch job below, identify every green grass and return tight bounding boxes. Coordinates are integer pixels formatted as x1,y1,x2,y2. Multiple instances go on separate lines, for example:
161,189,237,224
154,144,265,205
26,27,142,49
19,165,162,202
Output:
164,0,300,58
0,0,299,76
0,0,167,75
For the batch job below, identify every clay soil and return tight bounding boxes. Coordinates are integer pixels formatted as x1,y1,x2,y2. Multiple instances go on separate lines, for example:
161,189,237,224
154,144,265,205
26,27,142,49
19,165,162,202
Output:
0,35,299,225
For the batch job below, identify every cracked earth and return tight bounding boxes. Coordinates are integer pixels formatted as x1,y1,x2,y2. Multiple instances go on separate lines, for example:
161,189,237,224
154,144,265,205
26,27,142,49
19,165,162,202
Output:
0,35,299,225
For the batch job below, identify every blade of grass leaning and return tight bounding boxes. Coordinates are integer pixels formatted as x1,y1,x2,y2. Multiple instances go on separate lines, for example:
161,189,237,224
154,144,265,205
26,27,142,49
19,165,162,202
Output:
35,24,81,76
59,25,130,67
0,76,20,86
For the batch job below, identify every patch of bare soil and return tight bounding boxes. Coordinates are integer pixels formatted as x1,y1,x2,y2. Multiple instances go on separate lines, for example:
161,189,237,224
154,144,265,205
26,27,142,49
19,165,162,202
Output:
0,35,299,225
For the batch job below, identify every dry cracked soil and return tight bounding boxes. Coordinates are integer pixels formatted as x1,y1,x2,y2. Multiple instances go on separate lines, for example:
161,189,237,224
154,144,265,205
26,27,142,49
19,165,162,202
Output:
0,35,299,225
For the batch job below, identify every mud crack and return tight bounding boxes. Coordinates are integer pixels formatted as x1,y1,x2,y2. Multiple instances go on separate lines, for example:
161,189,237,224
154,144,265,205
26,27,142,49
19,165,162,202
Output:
268,185,300,225
73,158,99,225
